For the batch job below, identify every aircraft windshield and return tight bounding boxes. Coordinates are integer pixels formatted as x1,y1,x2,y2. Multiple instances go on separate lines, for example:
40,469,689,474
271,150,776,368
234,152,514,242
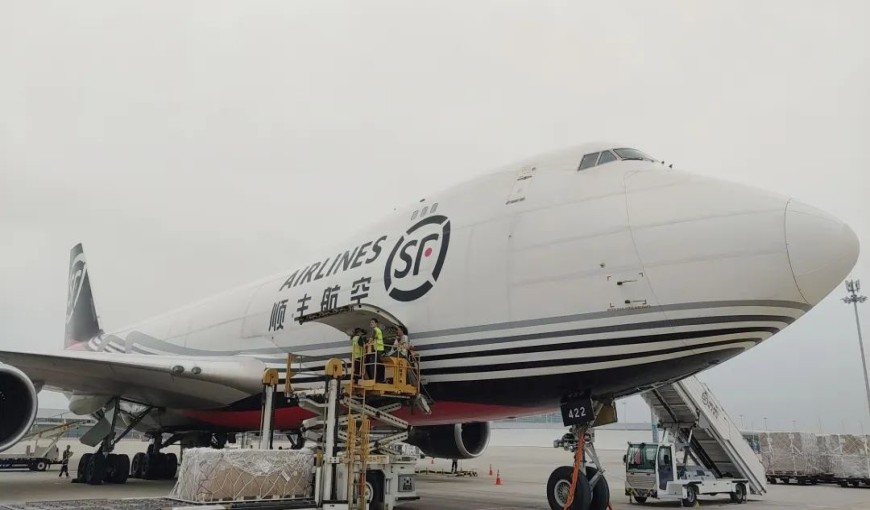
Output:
578,148,656,172
626,444,658,471
613,148,654,162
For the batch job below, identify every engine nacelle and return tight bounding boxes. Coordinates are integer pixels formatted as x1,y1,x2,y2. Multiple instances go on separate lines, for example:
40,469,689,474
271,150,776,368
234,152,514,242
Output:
407,422,491,459
0,363,38,453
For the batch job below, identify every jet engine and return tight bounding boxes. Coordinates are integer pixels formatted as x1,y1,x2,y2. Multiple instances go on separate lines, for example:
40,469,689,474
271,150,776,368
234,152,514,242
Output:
0,363,38,453
407,422,491,459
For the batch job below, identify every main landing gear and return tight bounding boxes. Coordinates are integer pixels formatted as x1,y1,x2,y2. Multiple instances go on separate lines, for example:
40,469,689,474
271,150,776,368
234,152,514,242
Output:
548,428,610,510
130,431,230,480
74,399,152,485
129,435,178,481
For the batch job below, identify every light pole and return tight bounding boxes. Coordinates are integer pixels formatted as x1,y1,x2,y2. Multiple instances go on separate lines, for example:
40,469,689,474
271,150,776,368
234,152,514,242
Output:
842,280,870,417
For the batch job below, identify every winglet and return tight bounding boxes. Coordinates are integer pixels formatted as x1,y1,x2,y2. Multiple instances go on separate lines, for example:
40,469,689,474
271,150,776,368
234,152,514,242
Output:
65,243,101,349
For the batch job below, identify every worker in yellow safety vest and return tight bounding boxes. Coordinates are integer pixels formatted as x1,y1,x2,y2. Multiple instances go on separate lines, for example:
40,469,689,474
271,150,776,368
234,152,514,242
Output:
350,328,365,381
369,318,385,381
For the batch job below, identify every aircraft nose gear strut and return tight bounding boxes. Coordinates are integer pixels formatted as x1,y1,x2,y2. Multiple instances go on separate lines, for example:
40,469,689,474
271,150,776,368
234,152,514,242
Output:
547,399,614,510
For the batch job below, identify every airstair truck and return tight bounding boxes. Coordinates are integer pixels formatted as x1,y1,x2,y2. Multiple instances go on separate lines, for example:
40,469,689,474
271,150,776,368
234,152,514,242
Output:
624,376,767,505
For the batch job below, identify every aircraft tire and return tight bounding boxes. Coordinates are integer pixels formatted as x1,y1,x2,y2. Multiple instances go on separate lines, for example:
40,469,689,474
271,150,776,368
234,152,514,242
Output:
633,496,647,504
585,467,610,510
85,454,107,485
164,453,178,479
76,453,92,481
130,453,144,478
105,454,118,482
142,453,163,480
108,454,130,484
547,466,591,510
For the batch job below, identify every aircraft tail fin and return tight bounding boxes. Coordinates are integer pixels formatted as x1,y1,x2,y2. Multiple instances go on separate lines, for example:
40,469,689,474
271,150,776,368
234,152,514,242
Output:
64,243,101,349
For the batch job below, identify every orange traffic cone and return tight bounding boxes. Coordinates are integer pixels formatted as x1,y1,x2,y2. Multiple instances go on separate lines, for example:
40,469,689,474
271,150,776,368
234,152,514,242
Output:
488,464,493,476
495,470,502,485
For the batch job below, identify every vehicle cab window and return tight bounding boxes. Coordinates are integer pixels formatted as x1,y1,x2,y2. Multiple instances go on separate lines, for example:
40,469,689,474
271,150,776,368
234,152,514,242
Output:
626,444,657,470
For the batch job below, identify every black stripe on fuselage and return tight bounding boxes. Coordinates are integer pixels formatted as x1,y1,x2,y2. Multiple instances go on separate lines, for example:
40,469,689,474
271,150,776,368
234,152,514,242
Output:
222,345,749,413
421,337,760,375
120,300,808,357
285,333,761,385
423,347,748,407
261,315,791,370
412,315,792,353
422,325,780,362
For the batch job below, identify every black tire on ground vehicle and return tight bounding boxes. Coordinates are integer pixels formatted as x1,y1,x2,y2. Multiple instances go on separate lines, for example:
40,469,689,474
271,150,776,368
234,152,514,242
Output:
798,478,807,485
36,460,47,471
130,453,144,478
85,454,107,485
768,476,777,484
546,466,592,510
362,471,385,510
850,480,860,487
780,477,790,484
730,482,747,503
585,467,609,510
837,480,848,487
164,453,178,480
681,484,698,507
77,453,93,480
633,496,647,504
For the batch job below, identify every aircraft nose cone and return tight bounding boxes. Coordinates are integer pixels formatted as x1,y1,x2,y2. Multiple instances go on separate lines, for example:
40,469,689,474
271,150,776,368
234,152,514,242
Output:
786,199,859,305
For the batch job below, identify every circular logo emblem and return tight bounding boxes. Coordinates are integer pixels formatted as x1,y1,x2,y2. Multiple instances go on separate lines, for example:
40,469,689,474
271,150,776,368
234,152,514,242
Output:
384,215,451,301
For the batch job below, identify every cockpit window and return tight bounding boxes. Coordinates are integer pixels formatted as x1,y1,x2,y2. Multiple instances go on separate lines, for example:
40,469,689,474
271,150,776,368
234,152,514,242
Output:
597,150,617,165
578,152,599,170
578,148,655,171
613,148,653,161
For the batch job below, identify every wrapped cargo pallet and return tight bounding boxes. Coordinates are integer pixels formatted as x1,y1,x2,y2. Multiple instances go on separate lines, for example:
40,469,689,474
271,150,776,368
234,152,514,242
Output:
816,434,840,475
758,432,822,477
169,448,315,503
832,435,870,480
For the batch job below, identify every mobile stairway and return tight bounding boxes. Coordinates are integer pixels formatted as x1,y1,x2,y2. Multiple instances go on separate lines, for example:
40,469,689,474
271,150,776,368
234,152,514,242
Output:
642,375,767,496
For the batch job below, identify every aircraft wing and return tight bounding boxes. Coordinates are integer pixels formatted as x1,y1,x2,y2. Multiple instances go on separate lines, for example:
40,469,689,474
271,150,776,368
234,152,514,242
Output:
0,350,267,409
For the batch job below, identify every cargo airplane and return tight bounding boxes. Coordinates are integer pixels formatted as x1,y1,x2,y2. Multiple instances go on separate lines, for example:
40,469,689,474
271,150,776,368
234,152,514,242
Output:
0,143,859,508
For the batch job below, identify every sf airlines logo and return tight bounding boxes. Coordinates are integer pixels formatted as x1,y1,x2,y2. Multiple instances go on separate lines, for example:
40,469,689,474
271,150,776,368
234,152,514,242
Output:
384,214,451,302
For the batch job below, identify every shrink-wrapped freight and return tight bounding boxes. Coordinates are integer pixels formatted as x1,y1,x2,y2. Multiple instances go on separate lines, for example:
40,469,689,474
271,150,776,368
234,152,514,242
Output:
170,448,315,503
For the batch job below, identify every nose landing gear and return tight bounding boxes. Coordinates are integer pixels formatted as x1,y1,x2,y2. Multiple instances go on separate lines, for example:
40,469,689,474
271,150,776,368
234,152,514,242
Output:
546,397,615,510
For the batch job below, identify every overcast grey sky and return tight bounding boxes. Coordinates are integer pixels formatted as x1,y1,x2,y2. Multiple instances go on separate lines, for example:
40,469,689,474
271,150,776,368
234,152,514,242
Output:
1,1,868,432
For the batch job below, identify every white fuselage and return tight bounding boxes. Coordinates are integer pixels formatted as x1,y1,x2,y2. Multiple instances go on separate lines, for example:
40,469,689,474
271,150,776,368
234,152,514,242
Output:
79,143,859,426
